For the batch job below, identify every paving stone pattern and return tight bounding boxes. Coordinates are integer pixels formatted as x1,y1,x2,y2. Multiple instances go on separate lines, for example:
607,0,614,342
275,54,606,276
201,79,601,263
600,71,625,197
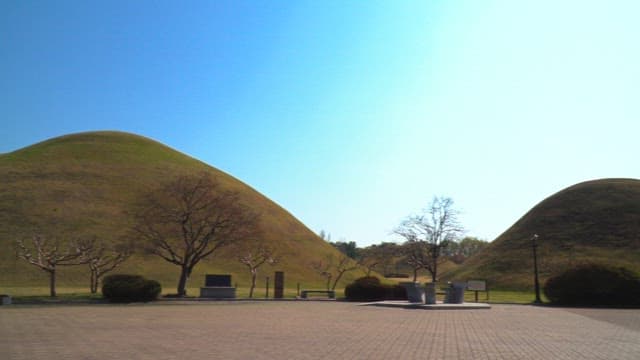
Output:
1,302,639,359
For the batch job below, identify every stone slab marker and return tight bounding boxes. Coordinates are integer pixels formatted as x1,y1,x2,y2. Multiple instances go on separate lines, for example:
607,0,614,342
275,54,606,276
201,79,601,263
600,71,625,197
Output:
274,271,284,299
200,274,236,298
205,274,232,287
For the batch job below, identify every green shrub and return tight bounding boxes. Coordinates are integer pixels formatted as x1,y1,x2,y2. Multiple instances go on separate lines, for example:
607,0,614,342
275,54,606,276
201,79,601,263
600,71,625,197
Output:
344,276,407,301
384,273,409,278
544,263,640,307
102,274,162,303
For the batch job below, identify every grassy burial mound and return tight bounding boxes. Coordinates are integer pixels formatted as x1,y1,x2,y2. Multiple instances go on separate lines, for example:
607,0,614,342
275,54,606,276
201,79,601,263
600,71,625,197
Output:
0,131,354,293
444,178,640,289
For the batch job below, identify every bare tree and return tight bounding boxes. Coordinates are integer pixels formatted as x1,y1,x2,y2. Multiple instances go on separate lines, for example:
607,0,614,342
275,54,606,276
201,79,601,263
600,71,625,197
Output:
357,254,380,277
400,240,429,282
356,244,391,277
134,173,259,296
82,238,132,294
312,253,359,290
361,242,402,277
311,259,333,290
394,197,464,283
237,242,279,298
16,235,93,297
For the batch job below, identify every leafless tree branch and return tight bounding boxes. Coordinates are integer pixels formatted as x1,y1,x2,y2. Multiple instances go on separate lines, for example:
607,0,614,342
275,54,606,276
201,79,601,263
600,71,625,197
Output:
395,196,464,282
133,172,260,296
16,235,93,297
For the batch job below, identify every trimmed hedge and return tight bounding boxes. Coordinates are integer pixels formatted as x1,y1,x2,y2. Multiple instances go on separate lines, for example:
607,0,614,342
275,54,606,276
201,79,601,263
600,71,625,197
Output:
344,276,407,301
102,274,162,303
544,263,640,307
384,273,410,278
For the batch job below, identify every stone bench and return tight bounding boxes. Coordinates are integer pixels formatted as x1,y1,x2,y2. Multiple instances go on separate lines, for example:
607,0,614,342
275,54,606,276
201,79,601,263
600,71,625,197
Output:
300,290,335,299
200,274,236,299
200,287,236,299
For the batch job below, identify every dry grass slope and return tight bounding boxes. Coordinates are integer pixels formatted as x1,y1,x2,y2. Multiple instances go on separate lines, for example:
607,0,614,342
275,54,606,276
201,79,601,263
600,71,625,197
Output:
0,131,356,293
443,178,640,289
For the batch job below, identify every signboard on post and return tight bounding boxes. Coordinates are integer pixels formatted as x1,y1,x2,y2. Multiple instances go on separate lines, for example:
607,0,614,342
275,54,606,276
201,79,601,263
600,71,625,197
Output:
467,280,486,291
467,280,488,302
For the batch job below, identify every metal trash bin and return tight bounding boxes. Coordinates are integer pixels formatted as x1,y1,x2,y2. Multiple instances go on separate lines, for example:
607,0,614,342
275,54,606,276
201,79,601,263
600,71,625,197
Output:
450,282,466,304
400,282,425,303
444,282,466,304
0,295,11,305
425,283,437,304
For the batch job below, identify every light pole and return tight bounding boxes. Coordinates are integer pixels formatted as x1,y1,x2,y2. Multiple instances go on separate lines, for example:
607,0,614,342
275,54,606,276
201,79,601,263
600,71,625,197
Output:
531,234,542,304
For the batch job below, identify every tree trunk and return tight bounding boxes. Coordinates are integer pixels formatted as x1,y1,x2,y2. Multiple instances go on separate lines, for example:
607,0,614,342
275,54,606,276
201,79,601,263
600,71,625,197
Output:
431,257,438,283
90,270,98,294
49,269,57,297
177,266,190,296
325,275,332,291
249,271,257,298
412,268,418,282
332,271,347,290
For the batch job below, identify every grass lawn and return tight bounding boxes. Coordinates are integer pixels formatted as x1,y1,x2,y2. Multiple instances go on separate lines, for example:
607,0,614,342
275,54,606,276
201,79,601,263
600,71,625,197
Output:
0,286,311,301
1,285,546,304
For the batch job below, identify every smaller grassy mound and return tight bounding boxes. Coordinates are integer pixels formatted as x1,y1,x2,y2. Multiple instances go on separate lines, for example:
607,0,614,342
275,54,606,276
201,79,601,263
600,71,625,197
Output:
443,178,640,289
544,263,640,307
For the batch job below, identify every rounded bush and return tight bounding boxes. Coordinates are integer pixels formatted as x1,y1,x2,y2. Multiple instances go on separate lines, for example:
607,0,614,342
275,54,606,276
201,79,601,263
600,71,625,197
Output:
102,274,162,303
384,273,410,278
544,264,640,307
344,276,407,301
354,276,381,286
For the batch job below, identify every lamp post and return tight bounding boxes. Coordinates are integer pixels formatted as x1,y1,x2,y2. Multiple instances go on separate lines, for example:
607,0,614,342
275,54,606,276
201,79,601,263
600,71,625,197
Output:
531,234,542,304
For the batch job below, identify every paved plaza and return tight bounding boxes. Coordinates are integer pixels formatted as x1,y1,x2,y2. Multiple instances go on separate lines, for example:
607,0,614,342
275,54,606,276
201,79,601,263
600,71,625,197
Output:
1,301,639,359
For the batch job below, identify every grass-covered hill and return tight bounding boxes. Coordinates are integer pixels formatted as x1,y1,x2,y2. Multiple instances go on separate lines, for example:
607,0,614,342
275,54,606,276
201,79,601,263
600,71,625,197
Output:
0,131,355,293
443,178,640,289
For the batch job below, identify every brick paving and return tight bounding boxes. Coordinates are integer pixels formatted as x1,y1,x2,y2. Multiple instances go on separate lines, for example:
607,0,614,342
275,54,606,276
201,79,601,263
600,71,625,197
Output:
1,302,639,359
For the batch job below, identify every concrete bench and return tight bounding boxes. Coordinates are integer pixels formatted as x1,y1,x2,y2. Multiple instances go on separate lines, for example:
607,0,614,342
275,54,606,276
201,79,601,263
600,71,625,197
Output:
200,286,236,299
300,290,335,299
200,274,236,299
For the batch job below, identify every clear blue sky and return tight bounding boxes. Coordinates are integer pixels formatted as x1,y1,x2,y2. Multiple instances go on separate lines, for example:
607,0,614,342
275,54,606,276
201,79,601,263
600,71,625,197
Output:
2,1,639,246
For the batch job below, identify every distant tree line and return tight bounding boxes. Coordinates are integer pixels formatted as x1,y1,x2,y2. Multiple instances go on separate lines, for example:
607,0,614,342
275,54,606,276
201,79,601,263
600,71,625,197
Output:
322,197,489,282
326,237,487,282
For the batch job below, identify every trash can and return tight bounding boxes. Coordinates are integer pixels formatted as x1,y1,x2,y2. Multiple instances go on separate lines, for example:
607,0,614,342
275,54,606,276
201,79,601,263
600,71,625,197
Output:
425,283,437,304
0,295,11,305
400,282,425,303
448,282,466,304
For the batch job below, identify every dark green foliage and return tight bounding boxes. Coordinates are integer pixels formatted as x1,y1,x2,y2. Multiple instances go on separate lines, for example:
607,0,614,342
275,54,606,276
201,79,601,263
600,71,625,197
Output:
544,264,640,307
445,237,489,264
344,276,407,301
330,241,359,259
384,273,409,278
102,274,161,303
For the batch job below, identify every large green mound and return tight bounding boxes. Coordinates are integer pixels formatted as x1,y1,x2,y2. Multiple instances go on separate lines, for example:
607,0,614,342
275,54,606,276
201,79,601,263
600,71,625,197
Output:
0,131,351,291
444,178,640,289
